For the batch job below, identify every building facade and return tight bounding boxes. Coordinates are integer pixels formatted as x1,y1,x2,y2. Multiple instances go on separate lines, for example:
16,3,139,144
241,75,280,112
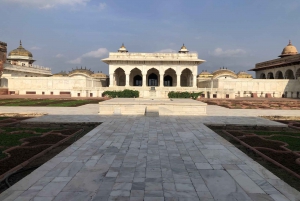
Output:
0,41,7,78
103,44,205,88
250,41,300,80
4,41,52,77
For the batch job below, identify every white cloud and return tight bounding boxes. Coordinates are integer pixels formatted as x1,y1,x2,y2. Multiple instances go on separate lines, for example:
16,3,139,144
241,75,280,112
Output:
156,49,176,53
31,46,41,50
67,48,108,64
4,0,90,9
211,48,246,57
68,57,82,64
98,3,106,10
55,54,64,58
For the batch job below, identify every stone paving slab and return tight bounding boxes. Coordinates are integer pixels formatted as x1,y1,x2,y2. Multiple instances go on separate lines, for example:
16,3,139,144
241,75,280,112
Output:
0,105,300,201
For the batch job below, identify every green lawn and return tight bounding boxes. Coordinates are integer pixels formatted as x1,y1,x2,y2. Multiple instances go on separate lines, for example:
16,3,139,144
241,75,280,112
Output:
266,136,300,151
0,127,59,159
0,99,103,107
251,131,300,137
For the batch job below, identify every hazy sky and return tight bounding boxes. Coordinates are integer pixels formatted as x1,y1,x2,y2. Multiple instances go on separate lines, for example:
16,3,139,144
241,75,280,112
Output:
0,0,299,75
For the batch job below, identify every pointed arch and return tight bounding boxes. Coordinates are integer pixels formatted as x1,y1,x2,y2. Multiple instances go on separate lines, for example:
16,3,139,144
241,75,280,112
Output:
114,67,126,86
259,73,266,79
275,71,283,79
164,68,176,86
296,68,300,79
129,68,142,86
146,68,159,86
267,72,274,79
181,68,193,87
284,69,295,79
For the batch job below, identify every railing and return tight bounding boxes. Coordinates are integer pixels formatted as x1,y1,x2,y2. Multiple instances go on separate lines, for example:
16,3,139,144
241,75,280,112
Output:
5,61,51,71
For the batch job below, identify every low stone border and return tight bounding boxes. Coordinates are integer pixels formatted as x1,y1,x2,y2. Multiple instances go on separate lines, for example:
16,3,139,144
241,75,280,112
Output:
0,129,83,182
222,130,300,179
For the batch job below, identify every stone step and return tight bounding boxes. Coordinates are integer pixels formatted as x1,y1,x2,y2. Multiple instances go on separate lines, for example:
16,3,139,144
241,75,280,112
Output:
145,106,159,117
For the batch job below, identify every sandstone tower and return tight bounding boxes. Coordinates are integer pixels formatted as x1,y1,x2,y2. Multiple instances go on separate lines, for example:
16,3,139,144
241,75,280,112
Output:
0,41,7,78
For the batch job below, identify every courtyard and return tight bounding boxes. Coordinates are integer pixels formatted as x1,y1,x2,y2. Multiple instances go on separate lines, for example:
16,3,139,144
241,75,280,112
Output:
0,101,299,201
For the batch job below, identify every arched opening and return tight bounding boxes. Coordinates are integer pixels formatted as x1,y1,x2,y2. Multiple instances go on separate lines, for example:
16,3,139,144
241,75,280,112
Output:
260,73,266,79
133,75,142,86
267,72,274,79
164,68,176,87
285,69,295,79
181,68,193,87
146,68,159,86
296,68,300,79
275,71,283,79
164,75,173,86
114,68,126,86
129,68,142,86
148,73,158,86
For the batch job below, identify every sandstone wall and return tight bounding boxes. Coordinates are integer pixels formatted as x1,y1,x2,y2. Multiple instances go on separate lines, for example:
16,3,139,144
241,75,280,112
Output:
0,41,7,78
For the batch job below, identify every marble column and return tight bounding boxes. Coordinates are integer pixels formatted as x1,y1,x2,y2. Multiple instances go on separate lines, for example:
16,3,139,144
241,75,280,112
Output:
142,74,146,87
192,75,197,87
125,74,129,87
177,75,181,87
160,74,164,87
109,74,114,87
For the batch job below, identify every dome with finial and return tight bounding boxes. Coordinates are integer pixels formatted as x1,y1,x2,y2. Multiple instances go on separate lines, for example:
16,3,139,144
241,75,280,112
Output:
8,40,33,58
118,43,128,53
279,40,298,58
237,71,253,78
178,44,189,53
197,70,213,78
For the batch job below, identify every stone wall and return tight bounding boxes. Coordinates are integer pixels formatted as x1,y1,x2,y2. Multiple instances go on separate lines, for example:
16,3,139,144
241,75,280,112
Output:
0,76,105,97
0,41,7,78
198,79,300,98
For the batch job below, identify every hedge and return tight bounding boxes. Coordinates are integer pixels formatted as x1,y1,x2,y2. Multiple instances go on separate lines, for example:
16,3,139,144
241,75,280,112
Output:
168,91,202,100
102,89,139,98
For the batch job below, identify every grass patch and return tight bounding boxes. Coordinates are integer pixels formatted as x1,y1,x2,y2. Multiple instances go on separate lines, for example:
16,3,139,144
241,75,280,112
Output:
266,136,300,151
0,133,41,148
251,131,300,137
0,99,103,107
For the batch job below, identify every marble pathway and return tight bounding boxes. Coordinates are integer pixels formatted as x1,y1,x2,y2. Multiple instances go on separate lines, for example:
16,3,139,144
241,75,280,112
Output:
0,105,300,201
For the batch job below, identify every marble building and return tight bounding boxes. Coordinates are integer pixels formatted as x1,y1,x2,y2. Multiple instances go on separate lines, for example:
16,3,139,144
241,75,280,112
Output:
3,41,52,77
250,40,300,80
103,44,205,88
0,40,299,98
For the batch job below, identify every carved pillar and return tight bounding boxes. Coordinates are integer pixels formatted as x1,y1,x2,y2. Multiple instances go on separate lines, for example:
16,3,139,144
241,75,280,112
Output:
109,74,114,87
177,74,181,87
125,73,129,87
142,74,146,87
192,75,197,87
160,74,164,87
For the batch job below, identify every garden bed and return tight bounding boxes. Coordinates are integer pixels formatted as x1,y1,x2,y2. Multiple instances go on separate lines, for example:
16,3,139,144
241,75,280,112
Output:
201,99,300,110
0,99,104,107
0,117,100,193
207,125,300,191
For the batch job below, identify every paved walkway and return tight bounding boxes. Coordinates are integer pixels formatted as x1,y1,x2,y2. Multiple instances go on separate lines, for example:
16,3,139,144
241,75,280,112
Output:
0,105,300,201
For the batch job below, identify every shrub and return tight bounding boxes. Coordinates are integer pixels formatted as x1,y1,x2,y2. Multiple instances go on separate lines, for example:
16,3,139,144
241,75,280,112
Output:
102,89,139,98
168,91,203,100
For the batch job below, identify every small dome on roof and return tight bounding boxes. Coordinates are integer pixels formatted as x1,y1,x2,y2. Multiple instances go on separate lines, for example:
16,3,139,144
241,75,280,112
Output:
118,43,128,53
279,40,298,58
92,72,108,78
8,40,33,58
237,71,253,78
198,70,213,78
178,44,189,53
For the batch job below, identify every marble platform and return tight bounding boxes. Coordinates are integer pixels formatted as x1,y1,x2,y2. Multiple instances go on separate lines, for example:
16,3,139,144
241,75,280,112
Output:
99,98,207,116
0,105,300,200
